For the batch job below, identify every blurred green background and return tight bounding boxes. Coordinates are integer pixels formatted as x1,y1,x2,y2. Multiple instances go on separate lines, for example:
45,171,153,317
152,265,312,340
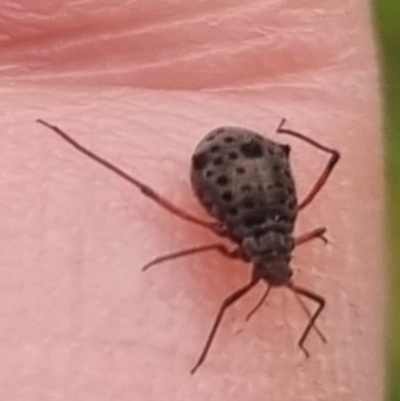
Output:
374,1,400,400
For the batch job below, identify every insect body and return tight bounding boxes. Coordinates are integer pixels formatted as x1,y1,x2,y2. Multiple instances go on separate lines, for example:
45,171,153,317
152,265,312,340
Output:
36,118,340,374
191,127,297,286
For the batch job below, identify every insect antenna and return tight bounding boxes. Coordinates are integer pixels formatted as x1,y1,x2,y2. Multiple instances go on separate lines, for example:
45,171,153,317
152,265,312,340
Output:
36,119,223,236
245,284,271,322
244,283,325,343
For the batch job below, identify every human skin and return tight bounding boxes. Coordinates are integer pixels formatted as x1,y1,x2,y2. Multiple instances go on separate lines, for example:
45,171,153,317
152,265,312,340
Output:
0,1,383,401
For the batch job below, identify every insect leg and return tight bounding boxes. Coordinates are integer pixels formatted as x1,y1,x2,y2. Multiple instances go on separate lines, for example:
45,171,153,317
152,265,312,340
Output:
287,283,326,357
36,119,225,236
191,279,259,374
276,118,340,211
295,227,328,246
292,289,327,343
245,284,271,322
142,244,244,271
245,283,325,341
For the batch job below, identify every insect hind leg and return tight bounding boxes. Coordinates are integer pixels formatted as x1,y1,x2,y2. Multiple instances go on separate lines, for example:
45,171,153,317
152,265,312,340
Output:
36,119,225,236
276,118,340,211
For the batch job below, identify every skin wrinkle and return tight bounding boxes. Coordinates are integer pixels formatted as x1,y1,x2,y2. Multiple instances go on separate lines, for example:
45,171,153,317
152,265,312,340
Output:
1,3,358,89
0,1,382,401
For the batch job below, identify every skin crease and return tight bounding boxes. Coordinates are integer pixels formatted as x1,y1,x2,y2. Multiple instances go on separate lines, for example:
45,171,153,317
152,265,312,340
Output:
0,1,383,400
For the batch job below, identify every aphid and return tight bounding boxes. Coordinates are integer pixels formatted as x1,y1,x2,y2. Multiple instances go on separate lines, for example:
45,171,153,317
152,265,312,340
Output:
36,118,340,374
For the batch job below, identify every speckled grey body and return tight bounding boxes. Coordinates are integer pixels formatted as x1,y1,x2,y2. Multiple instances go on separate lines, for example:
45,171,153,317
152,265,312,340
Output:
36,118,338,373
191,126,298,285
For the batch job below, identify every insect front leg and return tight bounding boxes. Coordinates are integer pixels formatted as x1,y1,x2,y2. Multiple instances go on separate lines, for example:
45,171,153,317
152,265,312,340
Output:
191,279,259,374
287,283,326,357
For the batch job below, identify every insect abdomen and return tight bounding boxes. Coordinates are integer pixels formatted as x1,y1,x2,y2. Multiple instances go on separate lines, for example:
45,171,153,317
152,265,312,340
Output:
191,126,298,242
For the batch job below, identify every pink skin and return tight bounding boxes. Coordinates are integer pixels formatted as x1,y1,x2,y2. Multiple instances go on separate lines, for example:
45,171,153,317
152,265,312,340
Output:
0,1,383,400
